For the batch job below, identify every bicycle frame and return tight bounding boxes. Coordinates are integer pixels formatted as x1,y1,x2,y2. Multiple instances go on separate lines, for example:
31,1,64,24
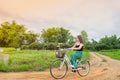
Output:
59,53,72,69
64,54,72,67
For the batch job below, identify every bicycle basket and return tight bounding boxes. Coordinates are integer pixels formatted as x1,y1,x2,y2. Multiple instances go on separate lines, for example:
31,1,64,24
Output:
55,49,66,58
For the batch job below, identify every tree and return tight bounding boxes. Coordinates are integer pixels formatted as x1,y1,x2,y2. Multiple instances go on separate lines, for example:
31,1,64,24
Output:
0,21,26,47
87,35,120,51
99,35,120,49
56,27,70,43
0,21,38,48
41,27,71,43
24,31,38,44
81,30,89,46
67,35,75,46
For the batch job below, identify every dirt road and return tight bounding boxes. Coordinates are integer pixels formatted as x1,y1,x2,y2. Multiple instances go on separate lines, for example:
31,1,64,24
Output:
0,52,120,80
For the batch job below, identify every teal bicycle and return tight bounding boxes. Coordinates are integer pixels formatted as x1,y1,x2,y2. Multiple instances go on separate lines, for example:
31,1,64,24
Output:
50,49,90,79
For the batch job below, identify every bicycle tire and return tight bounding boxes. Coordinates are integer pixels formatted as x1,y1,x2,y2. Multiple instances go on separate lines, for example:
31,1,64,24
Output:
50,59,68,79
77,60,90,76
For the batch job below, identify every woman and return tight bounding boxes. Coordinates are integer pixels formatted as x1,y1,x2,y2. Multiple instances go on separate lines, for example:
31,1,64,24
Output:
69,35,84,69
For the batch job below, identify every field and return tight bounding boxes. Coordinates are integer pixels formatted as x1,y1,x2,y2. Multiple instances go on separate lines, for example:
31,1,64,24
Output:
98,49,120,60
0,50,90,72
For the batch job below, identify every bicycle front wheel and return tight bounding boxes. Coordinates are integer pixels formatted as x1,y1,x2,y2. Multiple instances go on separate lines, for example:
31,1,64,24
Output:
77,60,90,76
50,59,68,79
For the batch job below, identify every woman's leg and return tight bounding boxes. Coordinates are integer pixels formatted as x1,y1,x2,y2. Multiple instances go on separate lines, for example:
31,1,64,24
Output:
70,54,75,66
70,51,83,67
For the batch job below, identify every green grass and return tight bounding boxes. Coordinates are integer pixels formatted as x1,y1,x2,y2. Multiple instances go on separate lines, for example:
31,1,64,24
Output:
98,49,120,60
0,50,90,72
83,50,90,60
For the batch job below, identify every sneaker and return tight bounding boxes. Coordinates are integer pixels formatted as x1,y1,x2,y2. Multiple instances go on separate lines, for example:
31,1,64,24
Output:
71,67,77,73
72,70,76,73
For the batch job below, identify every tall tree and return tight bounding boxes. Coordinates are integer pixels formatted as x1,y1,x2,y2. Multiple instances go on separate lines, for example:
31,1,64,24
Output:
41,27,71,43
24,31,38,44
0,21,38,47
81,30,89,45
0,21,26,47
56,27,70,43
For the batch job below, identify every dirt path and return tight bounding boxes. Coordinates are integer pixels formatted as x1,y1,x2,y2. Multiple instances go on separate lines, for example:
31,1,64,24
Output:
0,52,120,80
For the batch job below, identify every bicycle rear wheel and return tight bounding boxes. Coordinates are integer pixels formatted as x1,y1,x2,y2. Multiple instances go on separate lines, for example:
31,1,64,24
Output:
50,59,68,79
77,60,90,76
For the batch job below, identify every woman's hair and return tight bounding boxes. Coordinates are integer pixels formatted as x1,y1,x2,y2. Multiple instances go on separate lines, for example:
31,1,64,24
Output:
77,35,83,43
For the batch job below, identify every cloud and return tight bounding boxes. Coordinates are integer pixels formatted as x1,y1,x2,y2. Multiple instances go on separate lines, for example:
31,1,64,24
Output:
0,0,120,40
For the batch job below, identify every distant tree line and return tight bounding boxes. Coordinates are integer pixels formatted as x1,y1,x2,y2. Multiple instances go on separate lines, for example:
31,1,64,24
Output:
0,21,120,50
86,35,120,51
21,27,75,50
79,30,120,51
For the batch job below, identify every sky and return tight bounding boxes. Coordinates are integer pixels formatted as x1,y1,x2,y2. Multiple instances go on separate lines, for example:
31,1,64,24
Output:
0,0,120,40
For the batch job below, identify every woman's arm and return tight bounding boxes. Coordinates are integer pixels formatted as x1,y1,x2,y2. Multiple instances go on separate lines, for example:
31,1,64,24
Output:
68,43,76,50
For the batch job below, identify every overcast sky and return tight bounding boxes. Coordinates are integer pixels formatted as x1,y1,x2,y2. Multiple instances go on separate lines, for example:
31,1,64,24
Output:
0,0,120,40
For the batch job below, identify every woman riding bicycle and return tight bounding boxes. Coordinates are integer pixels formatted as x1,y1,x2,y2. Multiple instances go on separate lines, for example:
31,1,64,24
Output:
50,35,90,79
69,35,84,71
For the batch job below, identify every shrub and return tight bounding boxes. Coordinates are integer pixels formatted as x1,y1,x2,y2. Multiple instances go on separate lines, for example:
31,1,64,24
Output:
21,45,29,50
4,48,16,52
28,42,43,50
46,42,57,50
21,42,72,50
61,43,71,48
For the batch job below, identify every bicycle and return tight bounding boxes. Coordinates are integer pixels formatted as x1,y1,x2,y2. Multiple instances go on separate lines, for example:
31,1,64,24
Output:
50,48,90,79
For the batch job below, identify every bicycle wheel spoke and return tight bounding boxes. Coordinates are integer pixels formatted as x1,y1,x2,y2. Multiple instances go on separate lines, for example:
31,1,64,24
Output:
77,61,90,76
50,59,68,79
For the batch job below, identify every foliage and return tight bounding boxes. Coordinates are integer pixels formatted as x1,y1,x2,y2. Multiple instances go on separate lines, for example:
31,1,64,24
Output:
21,42,73,50
45,42,57,50
24,31,38,44
81,30,89,45
0,21,26,47
61,43,71,48
67,35,75,46
1,20,120,51
0,50,90,72
80,30,90,50
87,35,120,51
4,48,16,52
21,45,29,50
41,27,71,43
0,21,38,48
28,42,43,50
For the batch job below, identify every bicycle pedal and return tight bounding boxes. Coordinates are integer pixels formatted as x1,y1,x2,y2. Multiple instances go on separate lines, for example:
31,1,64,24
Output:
71,70,77,73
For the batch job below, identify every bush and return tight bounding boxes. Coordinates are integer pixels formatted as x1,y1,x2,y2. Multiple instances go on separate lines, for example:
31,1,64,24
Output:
21,42,72,50
44,43,72,50
61,43,71,48
28,42,43,50
21,45,29,50
45,42,57,50
4,48,16,52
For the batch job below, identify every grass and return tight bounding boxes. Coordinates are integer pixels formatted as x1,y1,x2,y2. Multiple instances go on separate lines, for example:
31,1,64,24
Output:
0,50,90,72
98,49,120,60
